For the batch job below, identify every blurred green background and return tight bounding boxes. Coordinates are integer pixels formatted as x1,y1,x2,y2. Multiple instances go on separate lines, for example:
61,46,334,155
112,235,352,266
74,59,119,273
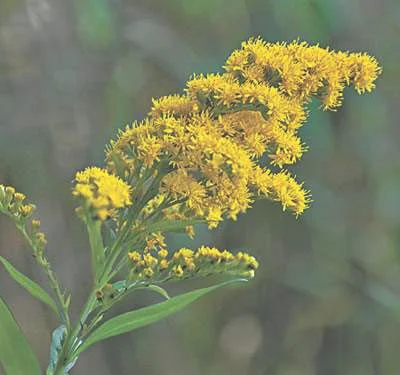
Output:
0,0,398,374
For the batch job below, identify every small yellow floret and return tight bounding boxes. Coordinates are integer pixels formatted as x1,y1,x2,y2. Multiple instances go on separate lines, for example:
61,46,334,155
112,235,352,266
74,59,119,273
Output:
128,251,141,264
19,204,35,217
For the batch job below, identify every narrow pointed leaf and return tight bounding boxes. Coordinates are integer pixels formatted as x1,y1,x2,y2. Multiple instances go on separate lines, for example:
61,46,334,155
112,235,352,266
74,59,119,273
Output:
146,284,170,300
0,256,58,314
113,280,170,300
76,279,247,355
112,280,170,300
0,296,41,375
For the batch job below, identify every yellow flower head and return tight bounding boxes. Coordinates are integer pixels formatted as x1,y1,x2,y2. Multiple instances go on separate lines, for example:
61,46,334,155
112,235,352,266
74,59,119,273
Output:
225,38,382,109
73,167,131,221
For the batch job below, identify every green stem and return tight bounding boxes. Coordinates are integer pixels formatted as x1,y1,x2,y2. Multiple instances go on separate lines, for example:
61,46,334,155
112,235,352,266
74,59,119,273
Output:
78,282,163,342
0,209,70,326
17,223,70,327
98,169,167,284
98,228,130,285
50,162,175,373
53,291,98,374
86,219,105,284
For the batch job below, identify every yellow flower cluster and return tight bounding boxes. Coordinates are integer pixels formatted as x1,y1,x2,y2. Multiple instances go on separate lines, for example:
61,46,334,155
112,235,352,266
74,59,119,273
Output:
72,167,132,221
106,38,380,228
128,245,258,283
224,38,382,108
0,185,47,251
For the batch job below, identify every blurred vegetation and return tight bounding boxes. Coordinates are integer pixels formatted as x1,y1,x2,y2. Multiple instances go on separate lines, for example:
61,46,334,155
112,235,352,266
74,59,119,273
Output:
0,0,398,374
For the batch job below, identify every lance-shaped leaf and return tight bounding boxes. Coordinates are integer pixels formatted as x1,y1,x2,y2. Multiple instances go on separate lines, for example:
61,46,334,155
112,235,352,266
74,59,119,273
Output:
0,296,41,375
76,279,247,355
112,280,170,300
0,256,58,314
145,284,170,300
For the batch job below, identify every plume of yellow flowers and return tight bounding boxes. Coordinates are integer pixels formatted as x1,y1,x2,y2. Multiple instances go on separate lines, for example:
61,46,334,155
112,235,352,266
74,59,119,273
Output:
71,37,380,284
104,38,381,231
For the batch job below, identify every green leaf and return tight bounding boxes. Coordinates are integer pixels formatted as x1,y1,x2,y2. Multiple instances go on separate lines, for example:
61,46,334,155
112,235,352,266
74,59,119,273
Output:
146,284,170,300
112,280,170,299
47,325,67,373
0,296,41,375
76,279,247,355
0,256,58,314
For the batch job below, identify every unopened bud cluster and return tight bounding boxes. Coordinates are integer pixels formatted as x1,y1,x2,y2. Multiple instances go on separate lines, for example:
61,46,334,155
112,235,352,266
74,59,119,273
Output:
0,185,47,253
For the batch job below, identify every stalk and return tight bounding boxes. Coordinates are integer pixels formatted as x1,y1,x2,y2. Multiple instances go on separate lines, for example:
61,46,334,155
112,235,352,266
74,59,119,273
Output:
16,222,70,328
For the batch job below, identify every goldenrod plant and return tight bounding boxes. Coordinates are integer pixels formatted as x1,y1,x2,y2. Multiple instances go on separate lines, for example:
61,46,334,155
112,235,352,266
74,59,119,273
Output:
0,38,381,374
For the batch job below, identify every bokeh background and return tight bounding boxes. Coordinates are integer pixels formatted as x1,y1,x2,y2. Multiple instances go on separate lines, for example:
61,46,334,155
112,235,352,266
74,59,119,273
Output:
0,0,398,374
